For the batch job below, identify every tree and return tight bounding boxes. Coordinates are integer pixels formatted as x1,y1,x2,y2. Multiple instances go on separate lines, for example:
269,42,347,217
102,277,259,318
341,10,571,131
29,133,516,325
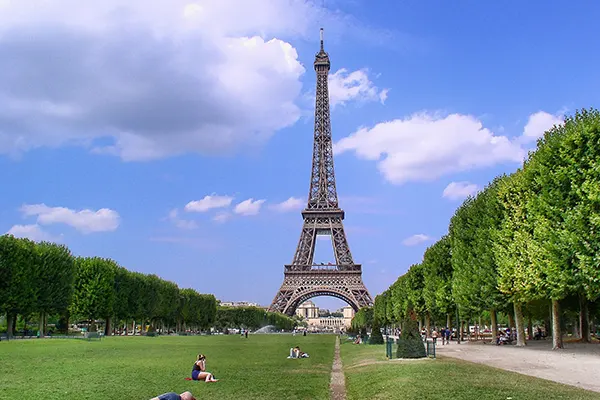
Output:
390,275,409,322
113,267,136,332
70,257,116,329
157,279,180,330
373,291,390,332
450,179,507,341
0,235,38,338
495,168,542,346
351,307,373,336
422,236,454,328
140,274,162,329
405,264,427,332
34,242,75,336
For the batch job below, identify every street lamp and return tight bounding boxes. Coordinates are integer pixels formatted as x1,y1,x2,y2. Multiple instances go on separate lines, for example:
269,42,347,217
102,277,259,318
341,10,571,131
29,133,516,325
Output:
455,306,461,344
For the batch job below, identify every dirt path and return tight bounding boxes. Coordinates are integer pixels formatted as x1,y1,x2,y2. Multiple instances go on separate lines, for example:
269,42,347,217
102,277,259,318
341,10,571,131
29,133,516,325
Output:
436,340,600,393
329,336,346,400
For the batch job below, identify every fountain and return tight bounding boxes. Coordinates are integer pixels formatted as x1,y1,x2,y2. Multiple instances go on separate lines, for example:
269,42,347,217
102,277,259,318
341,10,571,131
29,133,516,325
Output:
254,325,277,334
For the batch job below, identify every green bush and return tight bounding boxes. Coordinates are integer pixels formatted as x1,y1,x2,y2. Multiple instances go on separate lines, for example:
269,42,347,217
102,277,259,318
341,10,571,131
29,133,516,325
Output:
396,310,425,358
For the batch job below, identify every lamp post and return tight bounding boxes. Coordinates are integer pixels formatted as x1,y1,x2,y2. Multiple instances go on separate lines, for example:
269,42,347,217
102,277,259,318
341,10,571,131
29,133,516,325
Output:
455,306,461,344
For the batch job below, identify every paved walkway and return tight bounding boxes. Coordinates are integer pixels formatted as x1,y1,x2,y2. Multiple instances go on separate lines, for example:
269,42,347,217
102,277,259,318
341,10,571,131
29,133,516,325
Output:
330,336,346,400
435,340,600,393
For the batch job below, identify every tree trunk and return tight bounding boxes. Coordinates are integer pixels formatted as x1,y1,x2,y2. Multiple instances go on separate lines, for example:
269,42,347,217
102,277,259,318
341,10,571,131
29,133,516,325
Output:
478,316,482,341
514,302,526,347
551,299,563,349
39,311,45,337
446,314,451,329
579,294,590,343
527,315,533,341
105,317,112,336
425,313,431,337
490,309,498,343
508,312,516,330
6,313,15,339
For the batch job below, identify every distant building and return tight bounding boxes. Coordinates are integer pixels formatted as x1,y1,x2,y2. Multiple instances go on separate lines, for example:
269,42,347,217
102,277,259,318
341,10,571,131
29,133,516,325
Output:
219,301,261,308
296,300,319,319
296,301,355,330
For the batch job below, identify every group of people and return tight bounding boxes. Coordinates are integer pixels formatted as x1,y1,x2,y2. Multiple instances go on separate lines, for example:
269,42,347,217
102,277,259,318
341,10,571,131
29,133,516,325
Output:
429,327,453,345
496,328,514,345
287,346,310,358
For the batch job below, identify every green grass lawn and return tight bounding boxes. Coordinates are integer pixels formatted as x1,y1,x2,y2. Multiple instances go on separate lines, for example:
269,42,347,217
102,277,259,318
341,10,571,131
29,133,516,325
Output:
340,341,600,400
0,334,335,400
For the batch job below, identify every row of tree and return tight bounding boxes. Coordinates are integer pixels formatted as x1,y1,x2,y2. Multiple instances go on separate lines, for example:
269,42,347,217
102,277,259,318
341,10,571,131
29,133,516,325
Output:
368,108,600,349
0,235,217,338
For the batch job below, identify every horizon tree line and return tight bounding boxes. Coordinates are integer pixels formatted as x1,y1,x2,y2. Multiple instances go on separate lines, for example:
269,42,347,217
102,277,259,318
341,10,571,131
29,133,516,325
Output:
0,236,295,337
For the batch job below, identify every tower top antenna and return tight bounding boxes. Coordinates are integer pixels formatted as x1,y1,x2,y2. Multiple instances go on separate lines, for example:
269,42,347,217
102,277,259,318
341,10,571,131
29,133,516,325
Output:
320,27,324,50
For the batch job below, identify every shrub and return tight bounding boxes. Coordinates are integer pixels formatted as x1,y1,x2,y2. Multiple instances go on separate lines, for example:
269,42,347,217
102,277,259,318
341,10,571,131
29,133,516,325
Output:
396,309,426,358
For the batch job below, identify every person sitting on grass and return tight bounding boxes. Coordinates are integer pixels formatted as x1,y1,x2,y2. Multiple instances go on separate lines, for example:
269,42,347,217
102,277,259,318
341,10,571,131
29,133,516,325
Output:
192,354,219,382
150,391,195,400
287,346,309,358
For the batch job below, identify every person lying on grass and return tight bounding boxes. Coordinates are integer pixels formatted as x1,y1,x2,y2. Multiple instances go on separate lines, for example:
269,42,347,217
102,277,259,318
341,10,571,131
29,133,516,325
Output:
150,391,195,400
192,353,219,382
287,346,309,358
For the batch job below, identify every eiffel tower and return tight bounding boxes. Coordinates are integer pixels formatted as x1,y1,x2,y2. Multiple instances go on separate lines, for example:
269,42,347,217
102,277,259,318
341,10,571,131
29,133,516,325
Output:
269,29,373,316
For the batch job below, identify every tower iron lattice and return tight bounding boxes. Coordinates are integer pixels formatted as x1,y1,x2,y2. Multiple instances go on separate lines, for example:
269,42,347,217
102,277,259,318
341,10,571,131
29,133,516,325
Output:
269,29,373,316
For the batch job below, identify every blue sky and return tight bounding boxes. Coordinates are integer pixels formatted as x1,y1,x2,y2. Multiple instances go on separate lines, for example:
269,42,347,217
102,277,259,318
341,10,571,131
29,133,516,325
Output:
1,0,599,310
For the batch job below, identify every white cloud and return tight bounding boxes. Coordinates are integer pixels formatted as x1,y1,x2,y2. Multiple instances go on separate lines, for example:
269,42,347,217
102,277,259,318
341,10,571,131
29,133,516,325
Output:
19,204,120,233
185,195,233,213
0,0,384,161
379,89,389,104
522,111,564,143
167,208,198,230
334,111,536,185
6,224,62,242
402,234,431,246
234,198,266,216
213,212,232,223
270,197,304,212
328,68,388,107
442,181,480,201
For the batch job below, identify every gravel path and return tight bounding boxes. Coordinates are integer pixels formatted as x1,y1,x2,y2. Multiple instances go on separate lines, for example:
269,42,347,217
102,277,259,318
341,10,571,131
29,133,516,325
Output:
436,340,600,393
330,336,346,400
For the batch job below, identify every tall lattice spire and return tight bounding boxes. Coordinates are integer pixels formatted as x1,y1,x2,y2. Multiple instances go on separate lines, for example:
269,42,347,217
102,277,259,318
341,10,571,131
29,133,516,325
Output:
269,27,373,316
307,28,338,210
